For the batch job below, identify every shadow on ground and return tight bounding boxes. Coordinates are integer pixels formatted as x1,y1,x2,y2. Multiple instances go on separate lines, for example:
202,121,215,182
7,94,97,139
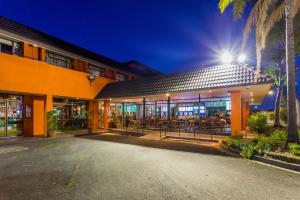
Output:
77,133,228,156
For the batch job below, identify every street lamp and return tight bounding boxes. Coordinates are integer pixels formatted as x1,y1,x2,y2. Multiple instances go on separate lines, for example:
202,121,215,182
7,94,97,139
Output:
238,54,246,63
220,52,233,64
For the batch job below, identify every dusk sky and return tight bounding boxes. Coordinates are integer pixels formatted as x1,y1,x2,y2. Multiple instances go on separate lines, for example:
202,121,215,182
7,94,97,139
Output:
0,0,254,73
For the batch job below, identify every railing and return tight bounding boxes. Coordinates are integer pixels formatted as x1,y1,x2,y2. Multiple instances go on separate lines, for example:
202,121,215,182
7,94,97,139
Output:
112,119,230,140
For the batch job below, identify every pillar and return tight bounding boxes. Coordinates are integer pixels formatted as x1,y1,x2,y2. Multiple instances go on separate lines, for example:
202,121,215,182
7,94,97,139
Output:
142,98,146,127
122,102,125,127
167,96,171,121
230,91,242,136
154,101,158,127
242,100,250,130
44,94,53,137
103,100,110,129
88,101,99,130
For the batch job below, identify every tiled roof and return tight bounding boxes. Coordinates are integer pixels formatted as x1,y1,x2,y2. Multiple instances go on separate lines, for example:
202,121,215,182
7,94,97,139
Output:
96,64,272,99
0,16,156,77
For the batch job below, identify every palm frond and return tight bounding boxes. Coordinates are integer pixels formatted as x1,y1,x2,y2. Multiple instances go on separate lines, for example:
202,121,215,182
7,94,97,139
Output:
219,0,234,13
261,3,285,49
242,0,278,49
292,0,300,17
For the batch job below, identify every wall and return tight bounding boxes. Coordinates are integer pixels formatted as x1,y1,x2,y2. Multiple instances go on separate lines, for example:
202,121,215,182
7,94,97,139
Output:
231,91,242,136
0,53,113,99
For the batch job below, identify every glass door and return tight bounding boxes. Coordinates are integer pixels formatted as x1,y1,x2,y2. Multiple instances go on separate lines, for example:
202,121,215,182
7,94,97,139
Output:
0,95,23,137
7,97,23,136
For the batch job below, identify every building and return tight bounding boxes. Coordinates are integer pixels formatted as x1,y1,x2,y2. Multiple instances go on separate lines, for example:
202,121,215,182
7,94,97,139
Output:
0,17,272,137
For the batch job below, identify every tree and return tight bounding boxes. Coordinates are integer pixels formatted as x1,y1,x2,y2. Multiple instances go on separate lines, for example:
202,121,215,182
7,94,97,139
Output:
265,63,285,127
219,0,300,143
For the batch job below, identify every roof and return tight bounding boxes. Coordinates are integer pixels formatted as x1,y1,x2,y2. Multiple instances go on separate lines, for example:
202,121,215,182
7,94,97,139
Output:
123,60,162,76
0,16,156,77
96,64,272,99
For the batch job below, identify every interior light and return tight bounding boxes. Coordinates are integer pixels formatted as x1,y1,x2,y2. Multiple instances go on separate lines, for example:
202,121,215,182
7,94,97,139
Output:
268,90,274,95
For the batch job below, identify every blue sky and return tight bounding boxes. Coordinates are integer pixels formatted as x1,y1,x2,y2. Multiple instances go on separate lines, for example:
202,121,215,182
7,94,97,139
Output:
0,0,254,73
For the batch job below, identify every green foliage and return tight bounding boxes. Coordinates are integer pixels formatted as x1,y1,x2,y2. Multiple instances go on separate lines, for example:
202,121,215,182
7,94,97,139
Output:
280,107,288,124
240,142,256,158
268,112,275,121
218,0,233,13
85,111,94,129
224,129,288,158
248,112,269,134
288,143,300,156
46,111,57,132
224,136,245,149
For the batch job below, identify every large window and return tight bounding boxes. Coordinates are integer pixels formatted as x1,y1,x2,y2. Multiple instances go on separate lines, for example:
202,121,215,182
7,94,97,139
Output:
116,73,128,81
46,51,72,69
88,65,105,77
0,37,22,56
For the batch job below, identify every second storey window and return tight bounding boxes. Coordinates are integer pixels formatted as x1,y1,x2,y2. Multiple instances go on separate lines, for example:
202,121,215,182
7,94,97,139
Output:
46,51,72,69
115,73,128,82
0,37,22,56
88,65,105,77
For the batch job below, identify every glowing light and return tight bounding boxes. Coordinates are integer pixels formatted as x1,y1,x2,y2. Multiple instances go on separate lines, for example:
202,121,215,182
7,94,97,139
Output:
238,54,246,63
166,93,170,97
220,52,233,64
208,90,212,93
268,90,274,95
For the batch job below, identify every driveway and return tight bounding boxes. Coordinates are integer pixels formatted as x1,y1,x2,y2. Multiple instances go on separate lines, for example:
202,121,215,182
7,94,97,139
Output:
0,133,299,200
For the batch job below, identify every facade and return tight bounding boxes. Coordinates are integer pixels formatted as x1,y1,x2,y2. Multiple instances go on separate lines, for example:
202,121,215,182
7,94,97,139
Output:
0,17,157,137
0,17,272,137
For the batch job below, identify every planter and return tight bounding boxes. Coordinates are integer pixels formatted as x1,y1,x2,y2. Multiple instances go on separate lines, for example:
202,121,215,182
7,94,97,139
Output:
48,130,57,137
88,128,94,134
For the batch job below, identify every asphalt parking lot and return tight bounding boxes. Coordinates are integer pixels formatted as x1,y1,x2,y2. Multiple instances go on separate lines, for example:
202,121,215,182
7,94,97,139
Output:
0,133,299,200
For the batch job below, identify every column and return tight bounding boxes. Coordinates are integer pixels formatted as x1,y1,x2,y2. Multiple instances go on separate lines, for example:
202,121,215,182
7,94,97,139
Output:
88,101,99,130
122,102,125,127
242,100,250,130
167,96,171,121
154,101,158,127
230,91,242,136
142,98,146,128
44,94,53,137
198,94,201,129
103,100,110,129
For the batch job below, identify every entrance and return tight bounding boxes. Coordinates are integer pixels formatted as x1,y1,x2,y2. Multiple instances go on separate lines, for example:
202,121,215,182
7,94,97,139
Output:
0,95,23,136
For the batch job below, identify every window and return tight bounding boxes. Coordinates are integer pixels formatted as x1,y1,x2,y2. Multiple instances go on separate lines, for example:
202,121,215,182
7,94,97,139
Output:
0,37,22,56
115,73,128,81
46,51,72,68
88,65,105,77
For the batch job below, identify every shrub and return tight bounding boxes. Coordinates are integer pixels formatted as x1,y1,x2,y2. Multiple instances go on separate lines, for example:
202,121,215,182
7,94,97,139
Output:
288,143,300,157
248,112,268,134
240,142,256,158
280,107,288,124
224,136,245,150
268,112,275,122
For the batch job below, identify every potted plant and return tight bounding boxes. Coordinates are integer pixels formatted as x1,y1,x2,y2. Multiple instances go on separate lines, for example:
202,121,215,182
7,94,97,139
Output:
85,111,94,134
47,111,57,137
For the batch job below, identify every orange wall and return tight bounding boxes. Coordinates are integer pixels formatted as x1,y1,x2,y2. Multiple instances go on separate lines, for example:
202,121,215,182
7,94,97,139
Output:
23,42,39,60
33,97,45,136
0,53,113,99
231,91,242,136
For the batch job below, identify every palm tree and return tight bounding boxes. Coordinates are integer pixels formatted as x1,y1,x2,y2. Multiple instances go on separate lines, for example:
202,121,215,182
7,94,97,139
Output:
219,0,300,143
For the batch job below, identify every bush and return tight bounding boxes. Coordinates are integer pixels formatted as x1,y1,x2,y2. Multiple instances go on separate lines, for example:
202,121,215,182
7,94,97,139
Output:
288,143,300,157
268,112,275,122
224,129,288,158
248,112,269,134
240,142,256,158
224,136,245,149
280,107,288,124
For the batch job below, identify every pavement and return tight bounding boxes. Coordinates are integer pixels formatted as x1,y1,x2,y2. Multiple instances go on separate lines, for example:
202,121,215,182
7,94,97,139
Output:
0,133,299,200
